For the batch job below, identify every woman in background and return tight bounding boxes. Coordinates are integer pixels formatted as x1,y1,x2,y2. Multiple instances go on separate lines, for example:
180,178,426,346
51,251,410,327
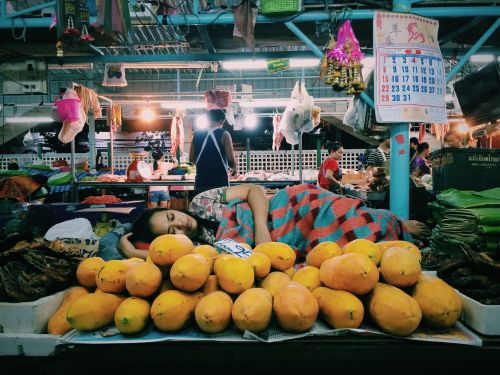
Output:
317,142,344,193
411,142,431,177
148,149,171,208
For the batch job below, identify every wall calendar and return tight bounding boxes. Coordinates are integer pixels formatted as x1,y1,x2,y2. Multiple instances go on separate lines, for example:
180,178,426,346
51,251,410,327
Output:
373,11,448,124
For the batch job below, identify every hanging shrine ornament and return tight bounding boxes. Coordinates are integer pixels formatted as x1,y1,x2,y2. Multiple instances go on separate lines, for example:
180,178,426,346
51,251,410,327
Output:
323,20,366,95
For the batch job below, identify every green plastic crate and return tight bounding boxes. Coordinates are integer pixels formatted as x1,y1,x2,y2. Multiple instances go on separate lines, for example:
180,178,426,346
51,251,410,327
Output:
260,0,302,15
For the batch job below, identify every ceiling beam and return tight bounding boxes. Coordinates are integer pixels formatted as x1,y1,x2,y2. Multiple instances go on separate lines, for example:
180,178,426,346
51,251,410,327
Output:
2,7,500,29
46,51,317,64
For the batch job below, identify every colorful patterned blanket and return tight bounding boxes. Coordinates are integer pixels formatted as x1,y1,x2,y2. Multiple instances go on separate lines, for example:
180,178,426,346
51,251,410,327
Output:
216,184,412,262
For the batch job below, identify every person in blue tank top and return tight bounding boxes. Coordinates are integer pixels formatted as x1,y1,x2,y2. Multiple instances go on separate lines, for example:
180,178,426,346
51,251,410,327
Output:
189,109,238,194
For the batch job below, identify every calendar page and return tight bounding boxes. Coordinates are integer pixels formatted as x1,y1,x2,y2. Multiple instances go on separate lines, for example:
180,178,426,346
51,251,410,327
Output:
373,11,447,124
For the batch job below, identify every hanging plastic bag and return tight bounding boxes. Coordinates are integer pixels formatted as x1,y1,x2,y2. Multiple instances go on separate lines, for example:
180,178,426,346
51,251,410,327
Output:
58,102,85,144
23,130,35,146
279,81,315,145
102,63,128,87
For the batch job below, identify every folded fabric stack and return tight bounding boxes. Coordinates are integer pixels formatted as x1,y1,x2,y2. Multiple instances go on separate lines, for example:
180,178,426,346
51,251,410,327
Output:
426,187,500,267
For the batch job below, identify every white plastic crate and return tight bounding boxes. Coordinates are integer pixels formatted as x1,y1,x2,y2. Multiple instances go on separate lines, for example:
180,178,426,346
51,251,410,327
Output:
0,289,67,334
458,291,500,336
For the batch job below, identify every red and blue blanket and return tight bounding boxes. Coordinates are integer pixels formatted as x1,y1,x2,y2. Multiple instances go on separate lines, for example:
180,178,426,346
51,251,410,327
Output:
216,184,412,262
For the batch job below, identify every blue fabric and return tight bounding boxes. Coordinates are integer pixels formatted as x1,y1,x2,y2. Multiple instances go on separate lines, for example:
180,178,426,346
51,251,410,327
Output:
192,128,229,191
98,223,132,260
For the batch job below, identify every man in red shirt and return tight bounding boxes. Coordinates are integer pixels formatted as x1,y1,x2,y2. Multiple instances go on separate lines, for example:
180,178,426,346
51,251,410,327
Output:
318,142,344,193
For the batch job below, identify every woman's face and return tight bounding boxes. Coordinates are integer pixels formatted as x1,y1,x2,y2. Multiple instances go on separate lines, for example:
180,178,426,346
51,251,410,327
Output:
332,148,344,160
149,210,198,238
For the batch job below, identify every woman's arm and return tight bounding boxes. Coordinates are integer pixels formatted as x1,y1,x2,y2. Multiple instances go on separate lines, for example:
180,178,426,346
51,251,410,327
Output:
118,233,148,260
189,135,196,164
226,184,272,245
324,169,342,188
221,132,238,176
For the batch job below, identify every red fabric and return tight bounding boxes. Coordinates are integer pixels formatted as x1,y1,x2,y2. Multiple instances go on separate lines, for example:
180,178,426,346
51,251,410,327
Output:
317,157,339,190
418,124,426,143
80,195,122,204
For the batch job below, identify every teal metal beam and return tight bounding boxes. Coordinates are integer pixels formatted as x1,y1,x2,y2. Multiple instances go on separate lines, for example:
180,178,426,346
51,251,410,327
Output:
285,22,323,58
4,1,55,18
46,51,317,64
1,0,6,19
2,7,500,29
446,17,500,82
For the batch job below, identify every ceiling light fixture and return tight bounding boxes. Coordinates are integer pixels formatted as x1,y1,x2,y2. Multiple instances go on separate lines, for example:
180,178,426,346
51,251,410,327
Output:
470,54,494,63
48,63,94,70
5,117,53,123
124,62,210,69
161,101,206,109
221,58,320,70
239,99,290,108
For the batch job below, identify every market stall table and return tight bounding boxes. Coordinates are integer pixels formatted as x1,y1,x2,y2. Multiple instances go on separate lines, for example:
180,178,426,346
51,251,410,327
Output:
1,333,499,374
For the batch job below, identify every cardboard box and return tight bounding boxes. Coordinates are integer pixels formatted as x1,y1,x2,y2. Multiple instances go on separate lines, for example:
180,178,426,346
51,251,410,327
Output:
0,289,67,334
458,291,500,335
342,172,367,185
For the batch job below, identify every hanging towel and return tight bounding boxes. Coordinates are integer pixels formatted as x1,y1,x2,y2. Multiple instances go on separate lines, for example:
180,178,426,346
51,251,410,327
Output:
232,0,257,48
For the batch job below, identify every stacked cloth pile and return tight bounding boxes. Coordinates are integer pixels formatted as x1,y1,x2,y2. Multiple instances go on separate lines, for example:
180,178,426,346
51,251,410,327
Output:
427,187,500,266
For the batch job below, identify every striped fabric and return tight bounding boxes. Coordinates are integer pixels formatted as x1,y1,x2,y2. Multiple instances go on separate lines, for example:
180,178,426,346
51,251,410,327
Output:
21,168,126,193
367,148,390,167
216,184,412,263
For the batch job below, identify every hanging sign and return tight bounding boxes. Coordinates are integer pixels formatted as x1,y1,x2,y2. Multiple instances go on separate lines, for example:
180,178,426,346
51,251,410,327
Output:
266,59,290,74
373,11,447,123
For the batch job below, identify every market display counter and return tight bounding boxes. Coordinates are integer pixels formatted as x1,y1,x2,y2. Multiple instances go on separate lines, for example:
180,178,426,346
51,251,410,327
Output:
74,180,301,201
2,334,499,375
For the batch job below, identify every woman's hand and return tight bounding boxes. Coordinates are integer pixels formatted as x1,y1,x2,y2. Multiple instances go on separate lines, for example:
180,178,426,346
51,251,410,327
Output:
118,233,147,260
254,223,273,246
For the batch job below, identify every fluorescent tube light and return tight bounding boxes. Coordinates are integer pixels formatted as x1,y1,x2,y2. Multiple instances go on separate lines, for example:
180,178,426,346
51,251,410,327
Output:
289,58,320,68
48,63,93,70
221,58,320,70
239,99,289,108
161,101,206,109
124,62,209,69
5,117,53,123
470,54,494,63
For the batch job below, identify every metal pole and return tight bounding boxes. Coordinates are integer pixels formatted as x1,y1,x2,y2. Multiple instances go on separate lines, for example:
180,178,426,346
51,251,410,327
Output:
109,103,114,174
316,137,321,168
0,0,6,18
285,22,324,58
298,132,303,184
71,139,76,202
446,17,500,82
291,144,295,176
246,138,250,173
389,0,412,220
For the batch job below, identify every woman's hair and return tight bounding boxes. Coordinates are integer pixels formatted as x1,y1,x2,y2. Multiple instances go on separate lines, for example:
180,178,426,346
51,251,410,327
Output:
410,137,419,146
151,149,163,171
207,109,226,123
327,142,343,153
417,142,429,153
129,207,218,245
130,207,165,243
